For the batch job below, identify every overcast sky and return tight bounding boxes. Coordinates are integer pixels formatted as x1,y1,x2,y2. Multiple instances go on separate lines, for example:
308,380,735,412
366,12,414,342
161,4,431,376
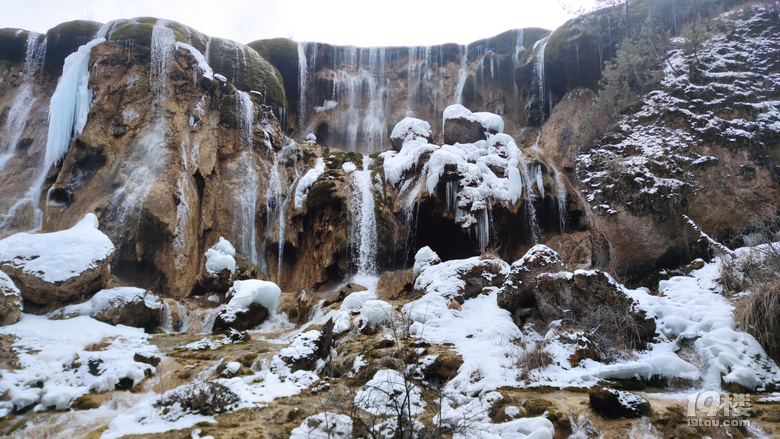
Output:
1,0,583,47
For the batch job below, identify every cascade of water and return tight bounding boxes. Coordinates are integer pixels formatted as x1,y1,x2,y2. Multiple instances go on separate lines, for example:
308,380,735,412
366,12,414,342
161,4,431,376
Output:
535,36,550,122
235,91,258,265
297,42,309,129
277,172,299,283
204,37,213,64
150,19,175,102
513,29,525,101
0,32,45,170
350,157,378,276
554,169,568,233
454,44,468,105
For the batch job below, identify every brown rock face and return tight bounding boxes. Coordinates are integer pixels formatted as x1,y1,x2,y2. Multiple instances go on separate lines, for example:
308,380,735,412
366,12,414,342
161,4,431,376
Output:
0,272,22,326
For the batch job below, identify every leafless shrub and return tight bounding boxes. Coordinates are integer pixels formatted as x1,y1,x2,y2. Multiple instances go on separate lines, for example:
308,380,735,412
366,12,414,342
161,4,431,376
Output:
155,381,239,416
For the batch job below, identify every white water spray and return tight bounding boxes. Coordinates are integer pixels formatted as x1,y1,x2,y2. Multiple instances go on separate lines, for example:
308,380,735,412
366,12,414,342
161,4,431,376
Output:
351,157,378,276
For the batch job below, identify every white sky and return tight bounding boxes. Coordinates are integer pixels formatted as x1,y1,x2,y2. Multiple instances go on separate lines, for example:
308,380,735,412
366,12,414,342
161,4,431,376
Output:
1,0,582,47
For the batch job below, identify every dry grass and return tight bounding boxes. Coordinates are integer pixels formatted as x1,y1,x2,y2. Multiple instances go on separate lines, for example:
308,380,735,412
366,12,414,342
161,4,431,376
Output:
720,216,780,361
517,342,554,381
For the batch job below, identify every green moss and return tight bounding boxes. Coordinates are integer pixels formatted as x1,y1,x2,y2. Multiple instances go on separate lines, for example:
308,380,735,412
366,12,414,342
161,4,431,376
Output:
44,20,102,75
325,150,363,170
0,29,32,63
306,179,338,211
108,20,154,46
207,37,287,109
219,87,251,126
247,38,298,112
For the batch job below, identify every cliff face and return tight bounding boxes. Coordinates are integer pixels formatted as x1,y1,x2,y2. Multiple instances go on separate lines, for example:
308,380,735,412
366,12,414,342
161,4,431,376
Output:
1,0,778,298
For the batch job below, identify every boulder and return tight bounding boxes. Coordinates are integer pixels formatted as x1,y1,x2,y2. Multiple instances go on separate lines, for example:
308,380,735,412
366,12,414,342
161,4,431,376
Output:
376,268,416,301
390,117,433,151
497,245,565,321
53,287,164,331
414,254,509,304
589,386,651,419
212,279,281,333
534,270,656,352
443,109,488,145
498,245,655,352
0,214,114,314
0,271,22,326
278,318,334,372
91,289,164,331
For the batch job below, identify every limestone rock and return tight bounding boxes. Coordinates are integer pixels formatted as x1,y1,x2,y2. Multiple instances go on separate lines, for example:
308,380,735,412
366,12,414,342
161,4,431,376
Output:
414,255,509,304
213,301,268,333
0,271,22,326
0,214,114,314
376,268,416,301
589,386,651,419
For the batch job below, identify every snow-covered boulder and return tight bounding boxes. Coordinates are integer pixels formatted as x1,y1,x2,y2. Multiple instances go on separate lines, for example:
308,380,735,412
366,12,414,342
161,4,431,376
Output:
497,245,565,323
212,279,281,332
0,271,22,326
589,386,651,419
291,412,352,439
279,318,334,372
0,214,115,313
442,104,503,145
413,254,509,304
390,117,433,151
196,237,237,296
54,287,164,331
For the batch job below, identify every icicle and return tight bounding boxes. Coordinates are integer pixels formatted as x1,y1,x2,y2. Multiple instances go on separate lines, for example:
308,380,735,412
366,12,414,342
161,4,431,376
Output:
44,37,104,168
475,206,491,251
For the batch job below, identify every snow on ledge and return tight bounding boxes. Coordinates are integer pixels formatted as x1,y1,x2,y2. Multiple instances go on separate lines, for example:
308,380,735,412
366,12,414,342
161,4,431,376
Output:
0,213,115,284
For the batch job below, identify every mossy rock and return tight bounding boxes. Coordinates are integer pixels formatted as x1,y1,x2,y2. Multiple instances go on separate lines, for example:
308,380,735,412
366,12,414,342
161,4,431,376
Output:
306,179,338,211
44,20,102,75
219,87,252,126
105,18,192,51
247,38,299,110
206,37,287,109
325,150,363,170
0,29,36,63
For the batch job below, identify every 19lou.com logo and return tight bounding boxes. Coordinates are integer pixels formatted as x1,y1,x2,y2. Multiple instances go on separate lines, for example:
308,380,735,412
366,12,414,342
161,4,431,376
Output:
687,392,751,427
